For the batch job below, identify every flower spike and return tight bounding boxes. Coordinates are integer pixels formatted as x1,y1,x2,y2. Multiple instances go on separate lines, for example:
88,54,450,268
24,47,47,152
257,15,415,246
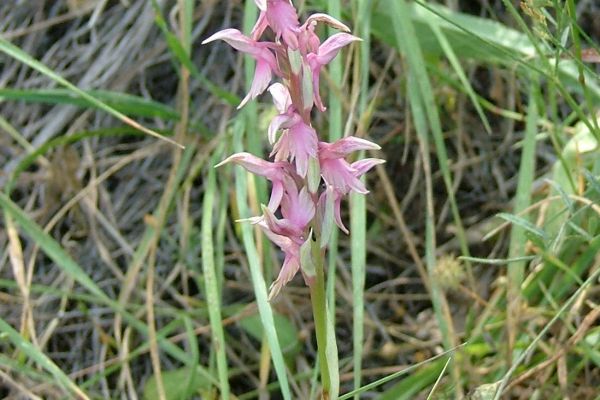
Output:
205,0,383,299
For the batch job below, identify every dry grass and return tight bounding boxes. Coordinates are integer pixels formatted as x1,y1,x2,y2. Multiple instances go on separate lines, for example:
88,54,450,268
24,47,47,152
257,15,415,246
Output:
1,0,599,399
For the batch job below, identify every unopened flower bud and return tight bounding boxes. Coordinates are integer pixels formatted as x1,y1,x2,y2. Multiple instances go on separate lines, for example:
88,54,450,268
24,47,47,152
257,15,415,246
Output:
301,61,314,113
320,186,335,248
287,48,302,75
307,156,321,194
300,232,316,283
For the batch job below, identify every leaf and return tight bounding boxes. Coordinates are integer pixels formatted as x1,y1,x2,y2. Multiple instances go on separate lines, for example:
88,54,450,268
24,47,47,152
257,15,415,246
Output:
237,313,301,358
372,2,535,62
143,367,211,400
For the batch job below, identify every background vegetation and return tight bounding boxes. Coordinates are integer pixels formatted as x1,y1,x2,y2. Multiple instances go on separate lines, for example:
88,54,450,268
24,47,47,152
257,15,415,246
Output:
0,0,599,398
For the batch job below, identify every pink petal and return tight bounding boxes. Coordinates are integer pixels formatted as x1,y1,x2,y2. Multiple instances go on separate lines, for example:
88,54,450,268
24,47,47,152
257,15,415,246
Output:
259,221,296,254
251,12,269,40
320,157,368,194
268,252,300,300
268,180,284,210
215,152,283,181
319,137,380,159
318,190,348,234
262,205,304,239
298,22,321,54
266,0,300,48
351,158,385,176
308,58,326,112
281,185,315,229
238,59,273,109
268,83,292,113
333,194,349,234
316,33,361,66
202,29,261,56
287,122,318,177
268,114,292,144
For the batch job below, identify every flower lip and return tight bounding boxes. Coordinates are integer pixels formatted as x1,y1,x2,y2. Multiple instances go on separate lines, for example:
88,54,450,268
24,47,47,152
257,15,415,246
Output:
318,137,381,159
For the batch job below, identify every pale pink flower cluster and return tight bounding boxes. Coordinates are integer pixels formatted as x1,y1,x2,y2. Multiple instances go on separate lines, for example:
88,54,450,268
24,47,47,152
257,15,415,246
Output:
204,0,384,299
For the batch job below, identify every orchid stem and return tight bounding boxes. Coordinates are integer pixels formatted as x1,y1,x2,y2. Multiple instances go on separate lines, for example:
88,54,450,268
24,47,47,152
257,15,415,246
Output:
310,238,331,399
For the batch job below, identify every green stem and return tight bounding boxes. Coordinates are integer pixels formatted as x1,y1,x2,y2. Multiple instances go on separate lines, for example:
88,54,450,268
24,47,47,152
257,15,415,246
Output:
310,239,331,398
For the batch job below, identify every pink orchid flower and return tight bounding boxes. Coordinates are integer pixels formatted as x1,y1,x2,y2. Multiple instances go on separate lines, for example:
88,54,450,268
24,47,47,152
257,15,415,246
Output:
202,29,279,108
297,13,351,55
318,136,382,194
268,83,318,177
318,137,384,233
307,33,361,111
252,0,301,49
257,222,303,300
215,152,295,211
252,182,314,299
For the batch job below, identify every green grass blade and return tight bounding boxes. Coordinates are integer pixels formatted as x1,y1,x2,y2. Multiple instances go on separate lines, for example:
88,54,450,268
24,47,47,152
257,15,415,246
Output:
0,88,179,120
428,23,491,134
506,75,539,356
201,150,230,398
150,0,239,107
339,346,462,399
0,317,89,399
389,0,465,393
350,0,372,395
0,37,182,148
379,359,447,400
497,213,547,242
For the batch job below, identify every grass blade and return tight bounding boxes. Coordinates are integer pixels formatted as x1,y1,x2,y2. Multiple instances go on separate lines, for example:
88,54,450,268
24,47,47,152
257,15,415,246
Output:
202,150,230,398
506,75,539,357
150,0,240,107
350,0,372,395
428,23,491,134
0,317,89,399
0,88,180,120
0,37,182,148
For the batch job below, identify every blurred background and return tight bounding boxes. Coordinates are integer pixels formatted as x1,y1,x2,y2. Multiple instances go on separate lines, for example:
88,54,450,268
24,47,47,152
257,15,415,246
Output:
1,0,599,399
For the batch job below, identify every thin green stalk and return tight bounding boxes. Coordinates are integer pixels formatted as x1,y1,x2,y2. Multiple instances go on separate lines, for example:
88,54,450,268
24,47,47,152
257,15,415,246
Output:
310,241,332,398
506,74,539,359
202,150,230,399
351,0,372,395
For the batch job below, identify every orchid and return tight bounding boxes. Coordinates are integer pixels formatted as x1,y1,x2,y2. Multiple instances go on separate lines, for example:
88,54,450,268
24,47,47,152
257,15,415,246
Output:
205,1,384,396
205,0,384,301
